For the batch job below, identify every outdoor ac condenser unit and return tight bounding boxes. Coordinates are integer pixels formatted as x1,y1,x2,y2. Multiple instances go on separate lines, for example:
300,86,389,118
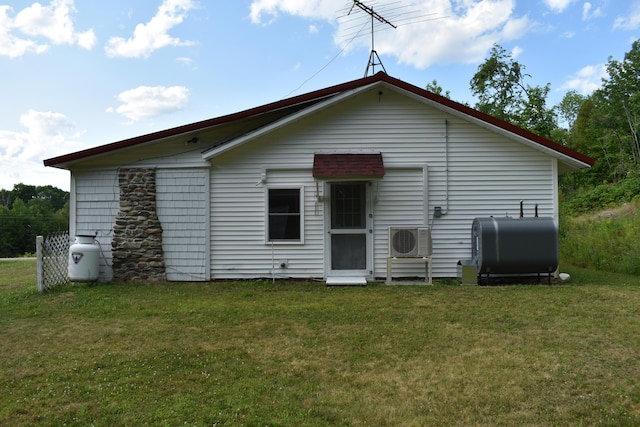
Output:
389,227,432,257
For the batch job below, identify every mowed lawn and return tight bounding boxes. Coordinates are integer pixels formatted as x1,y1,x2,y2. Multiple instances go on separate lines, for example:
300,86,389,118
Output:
2,260,640,426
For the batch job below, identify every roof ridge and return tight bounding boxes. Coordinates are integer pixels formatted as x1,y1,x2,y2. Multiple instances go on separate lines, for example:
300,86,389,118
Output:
44,72,594,168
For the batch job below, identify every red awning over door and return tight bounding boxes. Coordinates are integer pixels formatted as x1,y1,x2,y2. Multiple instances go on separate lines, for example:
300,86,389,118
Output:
312,153,385,179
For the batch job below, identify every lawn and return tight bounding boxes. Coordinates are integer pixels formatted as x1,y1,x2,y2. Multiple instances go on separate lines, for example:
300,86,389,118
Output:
2,259,640,426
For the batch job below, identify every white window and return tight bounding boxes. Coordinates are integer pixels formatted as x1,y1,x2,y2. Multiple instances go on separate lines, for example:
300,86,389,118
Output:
266,187,303,243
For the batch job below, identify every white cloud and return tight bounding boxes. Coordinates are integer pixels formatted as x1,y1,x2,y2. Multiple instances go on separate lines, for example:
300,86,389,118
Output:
542,0,575,13
613,2,640,30
108,86,190,121
105,0,197,58
0,6,49,57
14,0,96,49
249,0,339,24
249,0,533,69
560,64,607,94
0,0,95,58
582,2,603,21
373,1,532,68
511,45,523,59
0,110,83,191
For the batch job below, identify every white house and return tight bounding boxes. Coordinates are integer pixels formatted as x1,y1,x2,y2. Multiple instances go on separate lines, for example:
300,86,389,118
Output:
44,73,594,284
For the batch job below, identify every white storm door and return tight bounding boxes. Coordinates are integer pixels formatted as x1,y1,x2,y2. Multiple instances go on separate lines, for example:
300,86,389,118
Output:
327,182,371,276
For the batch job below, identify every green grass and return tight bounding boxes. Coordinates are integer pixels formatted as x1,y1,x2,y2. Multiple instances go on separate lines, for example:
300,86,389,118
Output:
2,260,640,425
560,200,640,275
0,259,38,293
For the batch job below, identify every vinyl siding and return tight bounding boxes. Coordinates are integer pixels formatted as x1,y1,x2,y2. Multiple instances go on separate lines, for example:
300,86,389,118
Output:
72,169,119,281
71,84,559,281
209,86,557,279
73,167,210,282
373,168,427,278
210,167,324,279
156,169,209,281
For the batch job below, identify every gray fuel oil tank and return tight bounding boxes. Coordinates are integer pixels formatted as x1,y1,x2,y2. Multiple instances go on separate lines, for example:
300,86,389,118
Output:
471,217,558,275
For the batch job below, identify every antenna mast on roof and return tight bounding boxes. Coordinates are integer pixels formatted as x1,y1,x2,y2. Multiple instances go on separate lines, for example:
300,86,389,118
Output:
349,0,396,77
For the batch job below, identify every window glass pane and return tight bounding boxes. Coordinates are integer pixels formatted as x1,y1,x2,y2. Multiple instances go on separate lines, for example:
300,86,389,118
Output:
268,188,301,241
269,215,300,241
331,183,366,229
269,189,300,214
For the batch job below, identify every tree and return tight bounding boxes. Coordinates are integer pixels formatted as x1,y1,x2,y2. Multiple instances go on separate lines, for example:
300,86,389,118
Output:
0,205,18,256
470,44,557,139
36,185,68,211
12,184,37,203
0,189,12,208
557,90,586,131
600,39,640,167
0,184,69,257
569,96,613,187
6,198,34,256
470,44,526,122
551,90,586,148
566,40,640,187
425,79,450,99
518,83,556,139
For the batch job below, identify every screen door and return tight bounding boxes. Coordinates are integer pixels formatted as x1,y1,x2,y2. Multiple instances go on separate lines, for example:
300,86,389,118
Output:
328,182,370,275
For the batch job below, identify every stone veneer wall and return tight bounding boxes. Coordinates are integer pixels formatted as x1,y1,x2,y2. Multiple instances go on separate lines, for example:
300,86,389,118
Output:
112,168,166,281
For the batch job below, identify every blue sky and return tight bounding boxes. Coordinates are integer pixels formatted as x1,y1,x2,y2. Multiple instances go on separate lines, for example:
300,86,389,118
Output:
1,0,639,191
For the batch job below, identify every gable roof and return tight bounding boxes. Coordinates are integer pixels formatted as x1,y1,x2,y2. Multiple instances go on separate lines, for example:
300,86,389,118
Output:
44,72,595,170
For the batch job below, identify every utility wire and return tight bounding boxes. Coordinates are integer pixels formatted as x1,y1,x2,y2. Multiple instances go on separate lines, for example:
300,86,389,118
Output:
282,19,369,99
283,1,447,97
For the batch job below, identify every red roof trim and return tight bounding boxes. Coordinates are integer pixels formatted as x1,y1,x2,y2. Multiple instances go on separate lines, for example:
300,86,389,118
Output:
380,73,595,166
44,72,595,168
313,153,385,179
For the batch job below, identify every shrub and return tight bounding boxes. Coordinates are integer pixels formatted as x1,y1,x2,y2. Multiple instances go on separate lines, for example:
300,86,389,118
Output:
561,174,640,216
560,206,640,275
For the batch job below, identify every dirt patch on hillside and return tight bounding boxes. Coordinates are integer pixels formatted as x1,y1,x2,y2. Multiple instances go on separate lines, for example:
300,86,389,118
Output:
576,201,640,222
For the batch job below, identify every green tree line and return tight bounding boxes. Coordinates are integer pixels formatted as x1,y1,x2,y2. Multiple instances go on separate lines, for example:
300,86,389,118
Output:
0,184,69,257
459,41,640,210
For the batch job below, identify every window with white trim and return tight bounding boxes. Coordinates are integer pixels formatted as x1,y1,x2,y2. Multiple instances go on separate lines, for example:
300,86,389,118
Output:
267,187,303,243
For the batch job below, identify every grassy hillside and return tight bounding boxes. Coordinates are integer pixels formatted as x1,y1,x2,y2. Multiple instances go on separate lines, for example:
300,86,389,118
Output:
560,178,640,275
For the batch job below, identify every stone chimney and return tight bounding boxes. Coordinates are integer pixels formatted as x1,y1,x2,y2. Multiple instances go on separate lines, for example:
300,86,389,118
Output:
112,168,166,281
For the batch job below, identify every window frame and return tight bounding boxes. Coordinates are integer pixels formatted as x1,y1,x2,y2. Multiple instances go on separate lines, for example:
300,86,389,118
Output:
265,186,304,244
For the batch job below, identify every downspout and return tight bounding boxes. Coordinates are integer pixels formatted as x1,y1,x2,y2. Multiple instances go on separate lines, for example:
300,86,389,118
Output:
432,119,450,223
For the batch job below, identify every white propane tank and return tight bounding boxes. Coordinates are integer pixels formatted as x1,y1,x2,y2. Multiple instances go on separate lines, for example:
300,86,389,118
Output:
68,235,100,282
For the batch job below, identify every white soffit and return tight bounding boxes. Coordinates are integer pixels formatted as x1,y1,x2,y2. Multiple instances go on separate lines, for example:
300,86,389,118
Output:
201,83,379,161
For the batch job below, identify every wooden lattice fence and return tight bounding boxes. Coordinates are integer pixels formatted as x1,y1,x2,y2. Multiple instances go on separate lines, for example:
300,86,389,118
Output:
36,231,70,292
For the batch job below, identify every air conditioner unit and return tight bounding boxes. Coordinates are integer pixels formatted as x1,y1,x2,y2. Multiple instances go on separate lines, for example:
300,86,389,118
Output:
389,227,432,257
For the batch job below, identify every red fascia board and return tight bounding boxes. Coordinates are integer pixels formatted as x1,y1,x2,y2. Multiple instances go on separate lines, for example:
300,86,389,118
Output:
375,73,596,167
44,72,595,168
43,77,376,167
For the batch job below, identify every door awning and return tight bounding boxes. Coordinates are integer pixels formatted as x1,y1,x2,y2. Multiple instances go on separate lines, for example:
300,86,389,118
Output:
312,153,385,179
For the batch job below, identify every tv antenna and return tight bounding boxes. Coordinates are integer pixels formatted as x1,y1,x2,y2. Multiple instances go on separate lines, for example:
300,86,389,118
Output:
348,0,396,77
